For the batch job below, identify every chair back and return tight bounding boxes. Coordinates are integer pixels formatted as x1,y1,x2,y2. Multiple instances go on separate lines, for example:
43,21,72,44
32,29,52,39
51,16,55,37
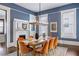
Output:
29,36,33,41
54,37,58,48
29,36,33,38
18,37,24,42
49,38,55,49
42,40,49,55
19,41,29,54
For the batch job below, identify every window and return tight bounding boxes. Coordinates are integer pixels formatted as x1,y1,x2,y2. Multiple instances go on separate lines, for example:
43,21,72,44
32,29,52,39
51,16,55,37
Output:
29,24,36,36
39,24,48,36
39,14,48,36
0,19,4,34
29,14,36,36
61,9,76,39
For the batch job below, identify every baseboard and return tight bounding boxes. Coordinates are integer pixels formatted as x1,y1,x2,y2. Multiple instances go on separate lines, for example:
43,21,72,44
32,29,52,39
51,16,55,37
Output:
7,41,17,48
8,46,16,54
58,40,79,46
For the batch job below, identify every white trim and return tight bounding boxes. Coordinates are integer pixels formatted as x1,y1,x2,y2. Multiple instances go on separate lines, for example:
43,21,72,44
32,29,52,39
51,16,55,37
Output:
50,22,57,32
39,14,48,36
29,14,36,22
39,14,48,17
58,40,79,46
0,5,11,48
61,8,76,39
39,8,77,15
1,4,32,15
11,8,30,15
39,14,48,24
14,18,29,22
13,18,29,31
13,18,29,47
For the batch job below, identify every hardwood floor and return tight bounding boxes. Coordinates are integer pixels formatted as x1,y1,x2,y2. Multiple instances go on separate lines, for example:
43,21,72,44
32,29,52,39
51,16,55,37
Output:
66,48,79,56
0,43,6,56
8,46,16,54
58,44,79,56
0,42,79,56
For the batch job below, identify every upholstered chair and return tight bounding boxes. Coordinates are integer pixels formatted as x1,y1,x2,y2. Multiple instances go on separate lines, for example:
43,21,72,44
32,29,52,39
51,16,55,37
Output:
54,37,58,48
19,41,32,56
34,40,49,56
49,38,55,50
18,37,25,42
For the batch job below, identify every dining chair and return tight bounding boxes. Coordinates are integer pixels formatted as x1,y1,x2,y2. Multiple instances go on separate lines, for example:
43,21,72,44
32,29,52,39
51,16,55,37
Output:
19,41,32,56
49,38,55,50
29,36,33,41
34,40,49,56
17,37,25,56
29,36,33,38
54,37,58,49
48,37,56,55
18,37,25,42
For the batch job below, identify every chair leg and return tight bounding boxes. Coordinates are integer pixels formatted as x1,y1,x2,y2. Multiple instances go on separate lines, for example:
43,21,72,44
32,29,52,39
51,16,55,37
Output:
19,53,22,56
49,49,55,55
52,49,54,55
46,54,48,56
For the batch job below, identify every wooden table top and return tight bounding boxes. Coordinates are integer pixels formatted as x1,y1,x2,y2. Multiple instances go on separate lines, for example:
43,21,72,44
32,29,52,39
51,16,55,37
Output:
23,36,56,46
23,39,45,46
28,40,45,46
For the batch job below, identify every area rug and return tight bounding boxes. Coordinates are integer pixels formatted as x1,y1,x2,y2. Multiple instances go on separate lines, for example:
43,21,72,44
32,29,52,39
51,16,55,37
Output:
7,46,68,56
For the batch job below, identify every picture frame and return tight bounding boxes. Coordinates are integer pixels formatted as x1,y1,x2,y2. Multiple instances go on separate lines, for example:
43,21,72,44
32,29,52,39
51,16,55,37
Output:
22,23,27,30
50,22,57,32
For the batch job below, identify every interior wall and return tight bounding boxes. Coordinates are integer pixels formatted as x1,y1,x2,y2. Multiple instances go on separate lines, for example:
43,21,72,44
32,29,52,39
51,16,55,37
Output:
0,5,10,48
48,12,60,37
48,8,79,42
0,3,36,16
1,3,79,46
36,3,79,42
10,9,29,42
0,3,36,47
37,3,79,15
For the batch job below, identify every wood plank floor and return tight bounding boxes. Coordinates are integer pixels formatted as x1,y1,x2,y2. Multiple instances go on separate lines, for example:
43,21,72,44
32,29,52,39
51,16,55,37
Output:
0,43,79,56
0,43,6,56
58,44,79,56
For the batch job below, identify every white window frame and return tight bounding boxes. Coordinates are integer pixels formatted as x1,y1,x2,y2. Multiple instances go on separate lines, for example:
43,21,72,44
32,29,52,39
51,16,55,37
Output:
39,14,48,36
61,8,76,39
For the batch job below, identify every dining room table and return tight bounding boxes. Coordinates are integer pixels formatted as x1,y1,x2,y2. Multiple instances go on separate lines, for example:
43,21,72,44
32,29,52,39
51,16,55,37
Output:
22,36,56,56
23,38,46,55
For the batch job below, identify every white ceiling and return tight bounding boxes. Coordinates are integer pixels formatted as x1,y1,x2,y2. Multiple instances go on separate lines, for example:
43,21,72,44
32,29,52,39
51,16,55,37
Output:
16,3,69,12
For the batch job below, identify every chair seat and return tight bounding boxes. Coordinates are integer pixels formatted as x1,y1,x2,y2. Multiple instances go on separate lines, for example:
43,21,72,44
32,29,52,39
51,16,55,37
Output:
35,47,43,53
34,41,49,55
19,41,33,54
28,47,33,51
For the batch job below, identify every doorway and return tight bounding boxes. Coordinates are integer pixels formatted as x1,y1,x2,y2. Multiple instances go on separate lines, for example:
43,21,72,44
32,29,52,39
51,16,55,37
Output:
0,9,7,55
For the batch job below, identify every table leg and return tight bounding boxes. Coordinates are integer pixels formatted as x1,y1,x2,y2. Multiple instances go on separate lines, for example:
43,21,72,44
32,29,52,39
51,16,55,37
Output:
17,40,19,56
32,45,35,56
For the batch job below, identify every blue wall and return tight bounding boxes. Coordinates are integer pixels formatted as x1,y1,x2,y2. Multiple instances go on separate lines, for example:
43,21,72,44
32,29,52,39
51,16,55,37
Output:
10,9,30,42
0,3,36,15
40,3,79,42
0,3,36,42
38,3,79,15
48,12,61,38
1,3,79,42
76,9,79,41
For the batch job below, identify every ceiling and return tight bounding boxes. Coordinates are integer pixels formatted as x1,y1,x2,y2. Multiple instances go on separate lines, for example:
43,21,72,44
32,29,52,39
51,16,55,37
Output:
16,3,69,12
